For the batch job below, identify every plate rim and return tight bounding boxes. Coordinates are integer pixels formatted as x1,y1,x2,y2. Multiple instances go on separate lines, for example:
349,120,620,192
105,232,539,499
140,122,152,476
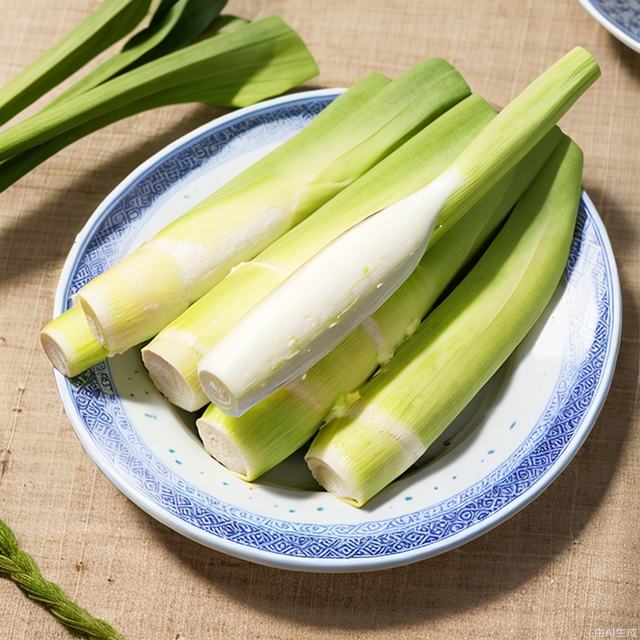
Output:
578,0,640,54
52,90,622,572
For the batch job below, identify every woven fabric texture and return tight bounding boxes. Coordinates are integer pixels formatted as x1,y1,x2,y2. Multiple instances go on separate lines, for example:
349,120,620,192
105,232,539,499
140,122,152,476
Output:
0,0,638,638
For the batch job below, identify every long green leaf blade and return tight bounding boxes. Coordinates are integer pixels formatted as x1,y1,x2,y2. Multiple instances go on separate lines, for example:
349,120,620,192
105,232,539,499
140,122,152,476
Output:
0,16,319,161
0,0,150,125
0,15,278,193
0,98,148,192
200,14,249,37
45,0,227,108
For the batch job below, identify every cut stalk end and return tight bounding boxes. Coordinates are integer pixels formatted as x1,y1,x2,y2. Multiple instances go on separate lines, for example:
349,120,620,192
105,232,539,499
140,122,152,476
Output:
196,417,249,477
40,332,74,378
77,248,190,355
199,371,240,416
305,454,362,507
40,306,107,377
142,346,206,412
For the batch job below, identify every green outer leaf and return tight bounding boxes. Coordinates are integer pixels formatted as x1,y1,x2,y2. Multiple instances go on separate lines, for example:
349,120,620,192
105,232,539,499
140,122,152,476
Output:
196,128,563,481
0,0,150,125
0,70,376,196
0,99,145,192
0,16,304,193
203,14,250,37
157,58,469,245
143,94,492,410
123,0,227,69
0,16,319,161
45,0,227,109
306,136,583,507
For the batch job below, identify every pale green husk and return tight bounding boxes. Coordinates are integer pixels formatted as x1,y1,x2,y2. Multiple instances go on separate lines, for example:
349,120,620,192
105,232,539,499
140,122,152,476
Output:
197,128,563,480
73,58,469,357
306,136,583,506
437,46,598,234
143,94,495,411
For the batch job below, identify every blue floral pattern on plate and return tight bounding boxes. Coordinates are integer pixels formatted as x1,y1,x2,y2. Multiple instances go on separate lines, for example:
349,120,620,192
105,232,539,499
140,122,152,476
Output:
580,0,640,52
592,0,640,40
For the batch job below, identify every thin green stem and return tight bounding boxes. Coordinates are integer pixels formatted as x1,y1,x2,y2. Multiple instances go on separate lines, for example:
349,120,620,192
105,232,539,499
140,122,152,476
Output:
0,518,124,640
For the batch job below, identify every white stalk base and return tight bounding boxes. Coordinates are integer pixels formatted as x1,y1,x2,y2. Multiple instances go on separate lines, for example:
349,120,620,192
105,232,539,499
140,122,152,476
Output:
305,453,361,506
143,349,205,412
198,169,462,416
196,417,248,477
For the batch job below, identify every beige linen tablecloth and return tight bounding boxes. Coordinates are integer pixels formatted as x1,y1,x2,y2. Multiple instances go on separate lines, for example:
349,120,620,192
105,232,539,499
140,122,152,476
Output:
0,1,638,638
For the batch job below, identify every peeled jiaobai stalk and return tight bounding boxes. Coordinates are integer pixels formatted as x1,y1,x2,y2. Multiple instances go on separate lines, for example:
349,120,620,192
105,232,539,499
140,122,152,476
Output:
144,94,494,410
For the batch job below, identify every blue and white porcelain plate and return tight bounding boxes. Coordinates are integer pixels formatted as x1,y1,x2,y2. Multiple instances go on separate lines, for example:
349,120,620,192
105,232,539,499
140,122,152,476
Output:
579,0,640,53
53,90,621,572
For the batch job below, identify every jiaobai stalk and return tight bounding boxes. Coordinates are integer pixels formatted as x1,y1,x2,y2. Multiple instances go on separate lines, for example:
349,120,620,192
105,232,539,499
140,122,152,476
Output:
73,57,469,356
198,47,599,416
196,128,562,479
144,94,496,410
198,171,461,415
306,136,584,506
51,74,384,352
40,306,107,378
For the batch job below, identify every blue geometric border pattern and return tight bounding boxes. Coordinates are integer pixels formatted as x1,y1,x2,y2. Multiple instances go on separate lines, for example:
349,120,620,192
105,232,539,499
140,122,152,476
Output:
63,96,615,560
591,0,640,42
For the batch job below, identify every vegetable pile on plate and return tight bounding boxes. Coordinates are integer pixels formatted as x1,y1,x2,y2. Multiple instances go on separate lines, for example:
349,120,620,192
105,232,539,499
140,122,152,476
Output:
37,36,600,506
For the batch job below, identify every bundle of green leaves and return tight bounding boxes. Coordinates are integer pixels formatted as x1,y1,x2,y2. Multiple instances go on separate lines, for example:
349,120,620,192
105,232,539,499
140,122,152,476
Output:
0,0,318,191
